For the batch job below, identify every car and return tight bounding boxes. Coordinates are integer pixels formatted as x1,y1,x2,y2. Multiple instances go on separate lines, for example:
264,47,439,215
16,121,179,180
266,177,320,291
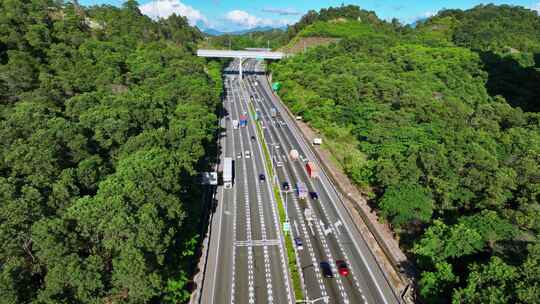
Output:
237,152,242,159
245,150,251,158
309,192,318,200
282,182,290,191
251,135,256,141
320,261,334,278
336,260,349,276
294,237,303,250
259,174,266,182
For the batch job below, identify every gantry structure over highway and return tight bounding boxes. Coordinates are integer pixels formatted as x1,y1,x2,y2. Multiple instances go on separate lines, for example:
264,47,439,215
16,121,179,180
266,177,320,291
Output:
197,49,285,79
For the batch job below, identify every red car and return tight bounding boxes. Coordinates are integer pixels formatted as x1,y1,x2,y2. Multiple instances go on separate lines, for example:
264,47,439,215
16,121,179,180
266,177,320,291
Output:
336,260,349,276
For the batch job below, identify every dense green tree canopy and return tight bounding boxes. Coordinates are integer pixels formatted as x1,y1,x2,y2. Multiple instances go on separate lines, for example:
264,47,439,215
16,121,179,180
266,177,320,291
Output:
0,1,221,303
270,4,540,302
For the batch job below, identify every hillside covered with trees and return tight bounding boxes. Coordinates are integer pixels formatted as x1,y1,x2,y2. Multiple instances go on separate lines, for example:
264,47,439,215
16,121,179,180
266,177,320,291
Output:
270,4,540,303
199,29,288,50
0,1,222,303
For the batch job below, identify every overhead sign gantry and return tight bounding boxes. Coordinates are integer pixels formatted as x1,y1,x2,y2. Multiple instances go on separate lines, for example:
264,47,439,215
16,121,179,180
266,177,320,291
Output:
197,49,285,79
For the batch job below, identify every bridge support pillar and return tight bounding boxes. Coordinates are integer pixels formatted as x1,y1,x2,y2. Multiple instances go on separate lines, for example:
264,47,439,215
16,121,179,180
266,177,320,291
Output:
238,57,243,80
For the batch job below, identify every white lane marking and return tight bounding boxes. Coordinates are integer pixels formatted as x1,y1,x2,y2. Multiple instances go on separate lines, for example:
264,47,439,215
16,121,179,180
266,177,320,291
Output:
229,75,257,304
240,70,294,303
268,74,388,303
227,79,239,304
254,74,364,303
252,89,327,300
209,98,232,302
238,74,276,304
263,70,376,303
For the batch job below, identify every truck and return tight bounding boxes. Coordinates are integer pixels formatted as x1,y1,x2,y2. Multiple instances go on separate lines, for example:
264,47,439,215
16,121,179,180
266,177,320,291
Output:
232,119,239,129
223,157,233,189
239,115,248,127
306,161,319,178
270,107,277,117
290,149,299,160
313,138,322,145
296,182,308,200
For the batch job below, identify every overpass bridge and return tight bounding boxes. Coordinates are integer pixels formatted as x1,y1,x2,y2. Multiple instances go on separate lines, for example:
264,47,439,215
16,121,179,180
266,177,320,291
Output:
197,49,285,79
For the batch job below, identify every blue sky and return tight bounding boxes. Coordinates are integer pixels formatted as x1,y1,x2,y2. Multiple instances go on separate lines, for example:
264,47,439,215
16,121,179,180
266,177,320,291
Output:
80,0,540,32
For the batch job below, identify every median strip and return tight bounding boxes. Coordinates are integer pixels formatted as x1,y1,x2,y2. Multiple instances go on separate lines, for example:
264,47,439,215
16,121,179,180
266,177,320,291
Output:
249,102,304,301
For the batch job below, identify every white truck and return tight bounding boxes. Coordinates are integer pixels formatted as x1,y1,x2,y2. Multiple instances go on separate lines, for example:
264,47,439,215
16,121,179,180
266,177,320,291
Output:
313,138,322,145
223,157,233,189
232,119,239,129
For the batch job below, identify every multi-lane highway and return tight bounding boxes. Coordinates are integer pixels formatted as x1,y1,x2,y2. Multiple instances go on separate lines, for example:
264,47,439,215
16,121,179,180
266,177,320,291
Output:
201,60,293,304
201,59,400,304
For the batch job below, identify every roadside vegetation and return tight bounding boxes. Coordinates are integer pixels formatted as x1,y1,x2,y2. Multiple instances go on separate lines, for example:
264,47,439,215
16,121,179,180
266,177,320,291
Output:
270,4,540,303
0,1,222,303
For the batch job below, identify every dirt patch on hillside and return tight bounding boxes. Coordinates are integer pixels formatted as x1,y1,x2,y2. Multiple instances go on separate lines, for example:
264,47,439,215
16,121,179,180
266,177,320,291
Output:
281,37,341,54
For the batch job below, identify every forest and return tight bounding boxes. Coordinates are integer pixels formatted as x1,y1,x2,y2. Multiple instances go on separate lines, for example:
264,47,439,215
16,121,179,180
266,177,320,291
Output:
0,1,222,303
270,4,540,303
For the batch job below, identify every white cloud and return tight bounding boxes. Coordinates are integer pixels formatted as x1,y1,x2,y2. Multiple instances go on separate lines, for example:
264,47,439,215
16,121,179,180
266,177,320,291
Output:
224,10,290,29
423,11,436,18
532,2,540,13
139,0,207,26
403,10,437,25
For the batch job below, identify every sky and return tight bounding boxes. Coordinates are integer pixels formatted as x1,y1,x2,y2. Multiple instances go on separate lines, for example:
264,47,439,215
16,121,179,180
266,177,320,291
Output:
80,0,540,32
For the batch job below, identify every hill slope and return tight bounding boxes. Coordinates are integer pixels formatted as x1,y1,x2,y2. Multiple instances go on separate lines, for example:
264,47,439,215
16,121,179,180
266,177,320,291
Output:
415,4,540,112
270,4,540,303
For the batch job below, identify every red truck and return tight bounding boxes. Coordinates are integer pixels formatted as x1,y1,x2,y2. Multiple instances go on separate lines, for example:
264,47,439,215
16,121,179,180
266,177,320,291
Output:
306,161,318,178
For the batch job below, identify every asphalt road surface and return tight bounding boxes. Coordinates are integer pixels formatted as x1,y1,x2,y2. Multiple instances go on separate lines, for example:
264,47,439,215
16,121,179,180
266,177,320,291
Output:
200,59,400,304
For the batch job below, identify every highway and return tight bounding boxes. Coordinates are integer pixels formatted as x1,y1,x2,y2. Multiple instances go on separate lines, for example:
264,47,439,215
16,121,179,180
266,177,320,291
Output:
201,60,293,304
201,59,400,304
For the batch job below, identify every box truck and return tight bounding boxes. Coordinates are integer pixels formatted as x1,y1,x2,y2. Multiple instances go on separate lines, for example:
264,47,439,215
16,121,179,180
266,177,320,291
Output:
306,161,319,178
223,157,233,189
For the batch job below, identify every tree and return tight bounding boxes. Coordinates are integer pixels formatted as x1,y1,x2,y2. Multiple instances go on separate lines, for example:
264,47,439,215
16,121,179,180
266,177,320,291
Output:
414,220,485,265
452,257,518,304
419,262,458,302
379,183,434,227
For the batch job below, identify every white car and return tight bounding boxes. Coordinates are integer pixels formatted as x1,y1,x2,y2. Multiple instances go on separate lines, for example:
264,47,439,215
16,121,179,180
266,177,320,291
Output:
237,152,242,159
245,150,251,158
